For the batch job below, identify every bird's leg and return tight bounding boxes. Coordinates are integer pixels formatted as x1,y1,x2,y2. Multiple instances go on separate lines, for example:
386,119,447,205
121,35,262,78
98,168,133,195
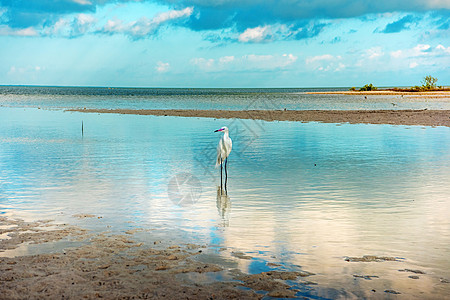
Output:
225,157,228,186
224,158,228,189
220,158,223,188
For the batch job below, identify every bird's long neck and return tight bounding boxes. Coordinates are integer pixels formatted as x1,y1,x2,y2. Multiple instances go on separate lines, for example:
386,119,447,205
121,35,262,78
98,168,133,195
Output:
223,131,229,139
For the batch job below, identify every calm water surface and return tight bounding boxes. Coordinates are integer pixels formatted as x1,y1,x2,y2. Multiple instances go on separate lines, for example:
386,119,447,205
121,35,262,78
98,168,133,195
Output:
1,88,450,298
1,86,449,110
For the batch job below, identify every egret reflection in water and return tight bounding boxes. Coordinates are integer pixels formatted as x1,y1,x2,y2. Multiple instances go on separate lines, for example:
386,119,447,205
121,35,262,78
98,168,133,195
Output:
216,186,231,227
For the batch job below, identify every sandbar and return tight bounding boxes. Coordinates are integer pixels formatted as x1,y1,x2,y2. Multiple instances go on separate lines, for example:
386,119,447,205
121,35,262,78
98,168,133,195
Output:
68,108,450,127
1,216,315,299
306,91,450,96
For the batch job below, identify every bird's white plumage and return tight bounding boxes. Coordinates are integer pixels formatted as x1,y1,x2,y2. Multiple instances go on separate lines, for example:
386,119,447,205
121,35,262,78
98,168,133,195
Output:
215,126,232,167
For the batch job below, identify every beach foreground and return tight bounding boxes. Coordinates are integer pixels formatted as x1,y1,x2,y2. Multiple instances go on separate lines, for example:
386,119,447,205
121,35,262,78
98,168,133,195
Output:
3,216,446,299
0,216,314,299
68,109,450,127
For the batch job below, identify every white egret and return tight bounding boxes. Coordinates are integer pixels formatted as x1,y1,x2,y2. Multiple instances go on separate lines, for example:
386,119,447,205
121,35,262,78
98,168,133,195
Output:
214,126,232,187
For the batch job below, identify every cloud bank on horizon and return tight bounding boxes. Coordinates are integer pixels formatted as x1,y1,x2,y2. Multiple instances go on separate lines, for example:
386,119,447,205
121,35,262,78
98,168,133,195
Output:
0,0,449,87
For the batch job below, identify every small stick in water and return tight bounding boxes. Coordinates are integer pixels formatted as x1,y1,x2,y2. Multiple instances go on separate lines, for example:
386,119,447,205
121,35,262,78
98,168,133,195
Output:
82,121,84,136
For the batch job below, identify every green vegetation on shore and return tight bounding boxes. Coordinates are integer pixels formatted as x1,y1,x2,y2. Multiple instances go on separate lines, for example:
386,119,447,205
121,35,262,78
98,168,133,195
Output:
349,75,449,92
360,83,377,91
391,75,448,92
349,83,377,91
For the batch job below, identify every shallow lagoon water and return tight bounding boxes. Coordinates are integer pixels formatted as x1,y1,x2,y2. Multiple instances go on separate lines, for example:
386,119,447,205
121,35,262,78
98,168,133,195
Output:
1,86,450,111
1,105,450,298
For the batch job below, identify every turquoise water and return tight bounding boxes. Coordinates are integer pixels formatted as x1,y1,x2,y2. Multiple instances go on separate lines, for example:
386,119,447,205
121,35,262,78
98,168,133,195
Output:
1,87,450,298
1,86,449,110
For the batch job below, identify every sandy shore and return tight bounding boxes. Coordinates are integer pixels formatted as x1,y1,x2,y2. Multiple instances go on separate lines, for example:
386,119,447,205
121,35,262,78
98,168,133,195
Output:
0,217,315,299
2,215,448,299
306,91,450,96
68,108,450,127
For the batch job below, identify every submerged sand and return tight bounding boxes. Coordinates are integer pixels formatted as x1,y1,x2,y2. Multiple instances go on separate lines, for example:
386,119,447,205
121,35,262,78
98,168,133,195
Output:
0,217,313,299
2,215,449,299
68,108,450,127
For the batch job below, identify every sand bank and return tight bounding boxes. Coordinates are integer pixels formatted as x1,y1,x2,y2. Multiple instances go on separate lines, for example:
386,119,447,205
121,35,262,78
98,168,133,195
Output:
68,108,450,127
2,215,449,298
306,91,450,96
0,217,314,299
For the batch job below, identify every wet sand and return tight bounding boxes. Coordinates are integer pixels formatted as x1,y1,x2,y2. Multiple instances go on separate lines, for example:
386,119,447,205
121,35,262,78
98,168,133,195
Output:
0,217,312,299
2,215,449,299
68,108,450,127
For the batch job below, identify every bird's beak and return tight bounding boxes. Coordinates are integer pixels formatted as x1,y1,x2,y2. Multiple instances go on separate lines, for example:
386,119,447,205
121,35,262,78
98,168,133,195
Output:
214,129,223,132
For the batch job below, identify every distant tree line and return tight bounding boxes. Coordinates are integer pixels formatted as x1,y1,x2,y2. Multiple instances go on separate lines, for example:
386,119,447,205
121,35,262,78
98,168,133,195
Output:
349,75,448,92
349,83,377,91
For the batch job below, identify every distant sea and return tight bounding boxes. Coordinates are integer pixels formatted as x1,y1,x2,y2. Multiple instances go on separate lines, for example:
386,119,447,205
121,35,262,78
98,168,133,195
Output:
1,85,448,111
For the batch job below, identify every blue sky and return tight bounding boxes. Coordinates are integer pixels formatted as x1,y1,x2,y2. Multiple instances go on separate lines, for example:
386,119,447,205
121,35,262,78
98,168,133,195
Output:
0,0,449,87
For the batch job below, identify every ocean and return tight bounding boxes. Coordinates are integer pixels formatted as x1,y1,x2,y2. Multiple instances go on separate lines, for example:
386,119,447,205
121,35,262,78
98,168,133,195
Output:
1,85,450,111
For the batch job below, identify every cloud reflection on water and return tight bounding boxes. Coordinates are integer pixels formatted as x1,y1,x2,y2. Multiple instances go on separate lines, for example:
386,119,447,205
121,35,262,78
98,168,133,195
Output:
1,107,449,297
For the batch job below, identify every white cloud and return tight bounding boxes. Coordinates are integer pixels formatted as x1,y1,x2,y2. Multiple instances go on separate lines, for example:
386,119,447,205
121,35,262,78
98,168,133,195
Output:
306,54,344,72
101,7,193,39
15,27,39,37
390,50,403,58
306,54,334,64
238,26,272,43
40,13,96,37
390,43,449,59
155,61,170,73
366,47,384,59
191,53,298,71
8,65,44,78
73,14,96,34
0,25,39,37
413,44,431,54
436,44,450,54
72,0,92,5
191,57,215,71
336,62,346,71
219,56,235,64
414,44,431,51
102,18,124,34
48,19,70,36
283,53,298,64
153,7,193,25
387,43,449,71
34,7,194,38
236,22,325,43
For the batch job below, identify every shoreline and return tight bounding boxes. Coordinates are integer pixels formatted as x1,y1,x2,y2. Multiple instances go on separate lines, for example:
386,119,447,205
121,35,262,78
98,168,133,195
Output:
306,91,450,96
2,216,442,299
68,108,450,127
0,216,311,299
2,215,447,299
